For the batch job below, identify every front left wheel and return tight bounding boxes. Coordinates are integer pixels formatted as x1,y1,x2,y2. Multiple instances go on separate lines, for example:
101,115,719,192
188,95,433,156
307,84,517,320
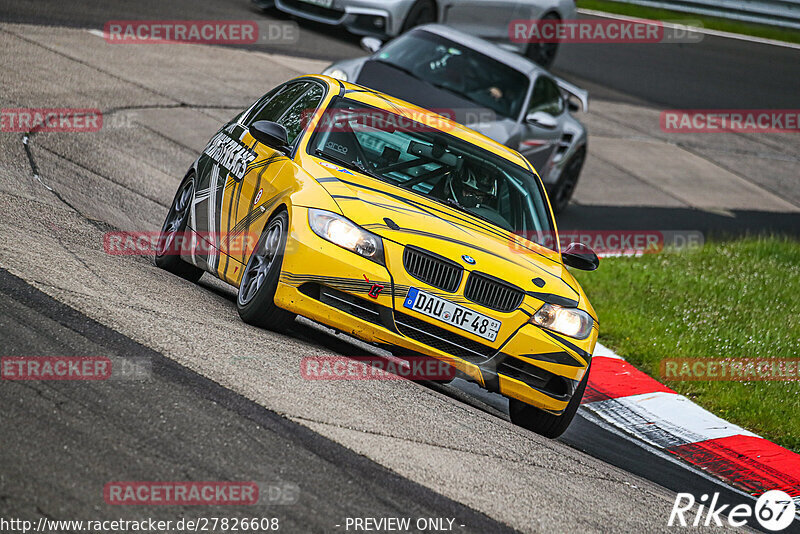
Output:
236,209,296,331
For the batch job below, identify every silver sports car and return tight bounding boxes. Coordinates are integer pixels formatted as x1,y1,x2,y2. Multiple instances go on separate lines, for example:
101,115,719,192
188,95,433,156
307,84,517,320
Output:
254,0,576,67
323,24,588,213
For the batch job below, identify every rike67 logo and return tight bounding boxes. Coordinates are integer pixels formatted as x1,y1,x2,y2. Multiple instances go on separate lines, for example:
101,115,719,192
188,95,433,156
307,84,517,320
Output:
669,491,797,531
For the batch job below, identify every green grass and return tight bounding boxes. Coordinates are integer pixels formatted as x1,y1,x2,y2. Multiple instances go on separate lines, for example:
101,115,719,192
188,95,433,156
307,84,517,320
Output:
578,0,800,45
572,236,800,452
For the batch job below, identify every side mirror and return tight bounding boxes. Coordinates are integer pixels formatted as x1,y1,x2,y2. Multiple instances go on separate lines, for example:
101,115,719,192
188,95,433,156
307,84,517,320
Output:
249,121,290,154
562,242,599,271
525,111,558,129
361,36,383,54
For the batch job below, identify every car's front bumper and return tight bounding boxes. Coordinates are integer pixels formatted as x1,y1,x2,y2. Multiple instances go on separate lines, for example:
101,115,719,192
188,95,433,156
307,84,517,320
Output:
274,207,596,414
273,0,411,36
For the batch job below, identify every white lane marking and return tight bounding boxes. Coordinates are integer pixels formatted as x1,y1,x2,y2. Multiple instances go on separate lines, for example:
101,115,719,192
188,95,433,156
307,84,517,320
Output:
585,390,758,449
593,342,624,359
576,408,762,499
578,8,800,50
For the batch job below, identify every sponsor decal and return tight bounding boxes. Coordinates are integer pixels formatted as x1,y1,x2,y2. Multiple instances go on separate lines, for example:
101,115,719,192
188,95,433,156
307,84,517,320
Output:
367,284,384,299
203,132,257,180
317,160,354,175
325,141,349,155
254,188,263,205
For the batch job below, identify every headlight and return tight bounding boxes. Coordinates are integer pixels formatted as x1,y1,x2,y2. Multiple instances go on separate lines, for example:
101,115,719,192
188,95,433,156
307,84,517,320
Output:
530,303,593,340
308,209,384,264
323,68,348,81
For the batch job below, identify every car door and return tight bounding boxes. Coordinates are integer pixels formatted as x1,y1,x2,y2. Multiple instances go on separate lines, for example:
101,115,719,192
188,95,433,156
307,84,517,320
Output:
441,0,541,41
216,80,326,284
517,74,565,176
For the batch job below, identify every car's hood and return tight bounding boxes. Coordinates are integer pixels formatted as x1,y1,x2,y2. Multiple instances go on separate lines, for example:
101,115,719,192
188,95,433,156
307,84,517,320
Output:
354,60,503,127
466,118,517,146
315,168,582,304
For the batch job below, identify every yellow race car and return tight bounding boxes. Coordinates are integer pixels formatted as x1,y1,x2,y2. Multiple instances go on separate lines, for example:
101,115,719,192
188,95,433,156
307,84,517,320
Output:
156,75,600,437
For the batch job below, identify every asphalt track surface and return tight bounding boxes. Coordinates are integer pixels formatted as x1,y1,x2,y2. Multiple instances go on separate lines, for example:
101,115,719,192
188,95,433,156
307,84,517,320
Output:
2,0,800,109
0,267,517,533
0,2,797,533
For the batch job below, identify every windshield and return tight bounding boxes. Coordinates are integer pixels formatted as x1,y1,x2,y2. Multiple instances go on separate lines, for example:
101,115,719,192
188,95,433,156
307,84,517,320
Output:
309,97,555,249
374,30,530,120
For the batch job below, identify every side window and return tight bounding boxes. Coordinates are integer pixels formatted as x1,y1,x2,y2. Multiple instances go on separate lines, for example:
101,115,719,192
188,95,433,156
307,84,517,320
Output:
240,86,281,126
245,82,311,126
528,76,564,116
278,83,325,145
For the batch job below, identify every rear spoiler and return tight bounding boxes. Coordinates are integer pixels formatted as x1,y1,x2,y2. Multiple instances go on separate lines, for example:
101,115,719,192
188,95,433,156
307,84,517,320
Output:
555,77,589,113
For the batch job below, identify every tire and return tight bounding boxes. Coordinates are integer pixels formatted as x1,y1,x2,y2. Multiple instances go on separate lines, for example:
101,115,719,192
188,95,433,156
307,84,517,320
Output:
236,209,296,331
402,0,437,33
525,13,560,68
508,361,591,438
548,146,586,214
155,173,204,283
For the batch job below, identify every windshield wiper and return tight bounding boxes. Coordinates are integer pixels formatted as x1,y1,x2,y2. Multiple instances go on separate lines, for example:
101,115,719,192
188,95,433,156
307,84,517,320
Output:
314,149,383,181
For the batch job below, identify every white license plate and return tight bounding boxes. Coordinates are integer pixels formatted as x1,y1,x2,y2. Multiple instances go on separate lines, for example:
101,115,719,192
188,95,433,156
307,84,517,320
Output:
298,0,334,7
403,288,501,342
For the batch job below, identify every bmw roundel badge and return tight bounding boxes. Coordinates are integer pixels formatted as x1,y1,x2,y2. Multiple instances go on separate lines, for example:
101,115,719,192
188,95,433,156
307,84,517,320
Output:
462,255,476,265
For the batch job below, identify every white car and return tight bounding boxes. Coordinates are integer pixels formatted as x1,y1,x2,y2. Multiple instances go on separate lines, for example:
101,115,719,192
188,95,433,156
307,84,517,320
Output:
255,0,576,67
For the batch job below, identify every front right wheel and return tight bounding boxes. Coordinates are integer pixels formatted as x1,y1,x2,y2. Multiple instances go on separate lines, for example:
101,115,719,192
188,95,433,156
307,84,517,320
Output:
548,146,586,214
509,361,591,438
236,209,296,331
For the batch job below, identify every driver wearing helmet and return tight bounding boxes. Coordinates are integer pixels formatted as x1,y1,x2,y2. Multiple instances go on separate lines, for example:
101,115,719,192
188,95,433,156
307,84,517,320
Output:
447,162,498,209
